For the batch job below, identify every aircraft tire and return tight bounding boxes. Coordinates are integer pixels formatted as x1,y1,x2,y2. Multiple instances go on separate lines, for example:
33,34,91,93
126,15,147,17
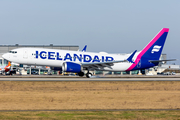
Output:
78,72,84,77
86,73,92,78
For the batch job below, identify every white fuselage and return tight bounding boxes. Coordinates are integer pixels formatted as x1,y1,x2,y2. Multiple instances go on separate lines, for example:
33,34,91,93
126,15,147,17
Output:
2,48,139,72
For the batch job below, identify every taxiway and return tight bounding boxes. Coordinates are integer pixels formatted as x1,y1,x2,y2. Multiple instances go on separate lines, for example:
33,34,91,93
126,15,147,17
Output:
0,75,180,81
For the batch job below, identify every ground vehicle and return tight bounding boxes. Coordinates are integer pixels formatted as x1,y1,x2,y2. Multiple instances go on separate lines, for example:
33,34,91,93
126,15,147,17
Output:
5,70,16,75
31,71,39,75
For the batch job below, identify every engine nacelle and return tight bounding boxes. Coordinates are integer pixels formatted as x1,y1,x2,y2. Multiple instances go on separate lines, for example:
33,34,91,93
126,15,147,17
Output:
62,62,82,73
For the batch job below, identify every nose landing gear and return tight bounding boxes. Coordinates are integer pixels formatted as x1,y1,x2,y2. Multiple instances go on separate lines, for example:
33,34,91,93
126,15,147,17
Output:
86,72,92,78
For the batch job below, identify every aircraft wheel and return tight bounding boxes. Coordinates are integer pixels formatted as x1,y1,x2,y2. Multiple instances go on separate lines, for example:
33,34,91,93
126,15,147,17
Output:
86,73,92,78
78,72,84,77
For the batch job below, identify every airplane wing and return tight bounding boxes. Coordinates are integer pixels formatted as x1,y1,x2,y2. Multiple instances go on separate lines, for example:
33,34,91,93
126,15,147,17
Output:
82,60,127,70
81,50,137,70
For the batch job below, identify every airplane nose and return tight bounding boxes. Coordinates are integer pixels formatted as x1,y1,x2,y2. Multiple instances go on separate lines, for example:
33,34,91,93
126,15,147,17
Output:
2,53,9,60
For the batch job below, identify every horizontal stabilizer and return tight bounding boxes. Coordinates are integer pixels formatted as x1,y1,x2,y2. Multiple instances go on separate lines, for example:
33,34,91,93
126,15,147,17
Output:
149,59,177,63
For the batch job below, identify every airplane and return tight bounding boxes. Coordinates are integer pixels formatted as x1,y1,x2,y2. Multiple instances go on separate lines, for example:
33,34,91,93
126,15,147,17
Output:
2,28,175,78
0,62,11,74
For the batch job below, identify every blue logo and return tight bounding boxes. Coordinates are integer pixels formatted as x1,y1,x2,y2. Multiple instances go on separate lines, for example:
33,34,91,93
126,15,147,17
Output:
35,51,114,62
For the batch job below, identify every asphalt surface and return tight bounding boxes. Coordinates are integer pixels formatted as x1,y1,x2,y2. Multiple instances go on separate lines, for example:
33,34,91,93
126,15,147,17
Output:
0,109,180,112
0,75,180,81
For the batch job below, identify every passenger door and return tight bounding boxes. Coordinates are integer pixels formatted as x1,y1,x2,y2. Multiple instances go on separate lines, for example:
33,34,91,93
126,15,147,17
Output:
23,50,28,59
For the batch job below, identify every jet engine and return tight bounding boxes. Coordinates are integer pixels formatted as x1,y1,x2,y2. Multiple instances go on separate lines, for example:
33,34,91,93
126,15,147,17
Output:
62,62,82,73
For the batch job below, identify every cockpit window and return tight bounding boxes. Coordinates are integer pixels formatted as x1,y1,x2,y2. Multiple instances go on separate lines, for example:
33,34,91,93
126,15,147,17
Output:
9,51,17,54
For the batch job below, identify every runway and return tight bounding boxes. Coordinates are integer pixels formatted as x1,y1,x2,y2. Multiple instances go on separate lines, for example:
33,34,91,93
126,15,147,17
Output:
0,109,180,112
0,75,180,81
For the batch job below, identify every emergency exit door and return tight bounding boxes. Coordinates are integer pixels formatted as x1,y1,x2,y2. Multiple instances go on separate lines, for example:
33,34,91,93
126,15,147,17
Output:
23,50,28,59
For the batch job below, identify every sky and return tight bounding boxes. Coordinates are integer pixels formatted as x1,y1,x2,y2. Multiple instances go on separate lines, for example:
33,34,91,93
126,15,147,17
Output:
0,0,180,64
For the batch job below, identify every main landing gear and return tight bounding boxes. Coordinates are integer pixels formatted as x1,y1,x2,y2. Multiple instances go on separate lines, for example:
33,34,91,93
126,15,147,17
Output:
78,71,93,78
78,72,84,77
86,72,92,78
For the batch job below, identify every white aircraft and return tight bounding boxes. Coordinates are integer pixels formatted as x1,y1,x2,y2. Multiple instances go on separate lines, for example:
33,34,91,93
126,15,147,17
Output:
2,28,175,78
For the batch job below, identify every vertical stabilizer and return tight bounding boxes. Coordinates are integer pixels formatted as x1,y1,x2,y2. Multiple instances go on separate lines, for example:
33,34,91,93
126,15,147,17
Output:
139,28,169,60
127,28,169,71
8,62,11,66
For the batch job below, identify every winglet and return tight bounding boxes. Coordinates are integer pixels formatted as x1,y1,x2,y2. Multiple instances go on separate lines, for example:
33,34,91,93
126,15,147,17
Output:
82,45,87,52
127,50,137,63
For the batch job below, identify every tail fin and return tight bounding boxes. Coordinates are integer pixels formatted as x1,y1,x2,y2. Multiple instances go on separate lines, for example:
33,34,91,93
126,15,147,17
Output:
138,28,169,60
139,28,169,60
127,28,169,71
7,62,11,66
4,62,11,72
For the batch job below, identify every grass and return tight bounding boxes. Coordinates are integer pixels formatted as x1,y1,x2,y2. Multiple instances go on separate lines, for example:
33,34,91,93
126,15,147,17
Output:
0,81,180,110
0,111,180,120
0,81,180,119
